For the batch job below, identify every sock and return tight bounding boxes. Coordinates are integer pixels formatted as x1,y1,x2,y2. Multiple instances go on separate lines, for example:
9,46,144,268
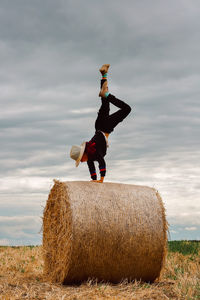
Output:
105,92,110,98
102,73,108,79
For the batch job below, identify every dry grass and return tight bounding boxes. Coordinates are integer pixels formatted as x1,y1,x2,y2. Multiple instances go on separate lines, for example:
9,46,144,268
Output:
43,181,167,283
0,245,200,299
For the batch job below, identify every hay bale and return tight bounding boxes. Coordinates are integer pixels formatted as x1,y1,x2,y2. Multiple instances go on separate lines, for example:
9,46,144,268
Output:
43,180,168,284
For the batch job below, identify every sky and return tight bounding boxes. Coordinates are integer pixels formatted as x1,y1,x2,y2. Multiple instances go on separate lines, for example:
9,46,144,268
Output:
0,0,200,245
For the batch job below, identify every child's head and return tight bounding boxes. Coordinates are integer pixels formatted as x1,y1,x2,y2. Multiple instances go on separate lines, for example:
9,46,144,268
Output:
70,142,86,167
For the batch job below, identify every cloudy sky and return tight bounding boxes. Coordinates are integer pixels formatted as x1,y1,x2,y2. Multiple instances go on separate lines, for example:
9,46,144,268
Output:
0,0,200,245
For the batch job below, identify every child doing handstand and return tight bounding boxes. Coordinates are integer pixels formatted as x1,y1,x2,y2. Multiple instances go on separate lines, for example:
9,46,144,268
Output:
70,64,132,183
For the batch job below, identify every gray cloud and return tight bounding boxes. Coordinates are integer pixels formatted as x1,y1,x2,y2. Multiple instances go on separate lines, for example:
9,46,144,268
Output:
0,216,41,245
1,0,200,244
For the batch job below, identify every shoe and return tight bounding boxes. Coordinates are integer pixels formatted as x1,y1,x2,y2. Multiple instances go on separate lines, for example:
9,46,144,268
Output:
99,64,110,75
99,81,109,97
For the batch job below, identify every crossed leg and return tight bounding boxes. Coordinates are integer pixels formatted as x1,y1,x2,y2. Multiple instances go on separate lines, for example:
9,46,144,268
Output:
95,78,131,134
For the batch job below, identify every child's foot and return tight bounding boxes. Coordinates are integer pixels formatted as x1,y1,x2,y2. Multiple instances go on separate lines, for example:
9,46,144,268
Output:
99,64,110,75
99,81,109,98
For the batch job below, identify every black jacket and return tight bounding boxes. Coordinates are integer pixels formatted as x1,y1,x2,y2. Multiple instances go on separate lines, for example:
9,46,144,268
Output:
87,130,107,180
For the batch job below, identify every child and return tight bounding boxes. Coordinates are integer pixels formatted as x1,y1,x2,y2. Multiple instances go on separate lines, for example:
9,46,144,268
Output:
70,64,131,183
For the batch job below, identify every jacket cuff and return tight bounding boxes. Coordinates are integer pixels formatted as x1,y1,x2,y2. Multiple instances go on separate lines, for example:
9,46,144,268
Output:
100,170,106,177
91,173,97,180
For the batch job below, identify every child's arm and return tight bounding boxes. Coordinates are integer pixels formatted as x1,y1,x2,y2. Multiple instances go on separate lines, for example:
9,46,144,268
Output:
87,155,106,183
91,154,106,183
97,156,106,179
87,160,97,180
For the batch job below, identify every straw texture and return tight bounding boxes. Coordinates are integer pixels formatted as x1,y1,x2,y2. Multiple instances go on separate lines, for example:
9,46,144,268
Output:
43,180,168,284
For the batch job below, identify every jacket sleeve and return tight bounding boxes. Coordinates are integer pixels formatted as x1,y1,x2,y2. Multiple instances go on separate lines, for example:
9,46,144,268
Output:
96,153,106,177
87,160,97,180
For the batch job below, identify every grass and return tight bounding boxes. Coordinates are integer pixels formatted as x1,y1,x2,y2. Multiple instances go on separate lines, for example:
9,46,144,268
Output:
0,241,199,299
168,240,200,255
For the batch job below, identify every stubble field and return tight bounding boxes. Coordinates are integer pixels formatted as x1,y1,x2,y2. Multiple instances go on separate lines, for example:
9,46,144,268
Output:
0,241,199,300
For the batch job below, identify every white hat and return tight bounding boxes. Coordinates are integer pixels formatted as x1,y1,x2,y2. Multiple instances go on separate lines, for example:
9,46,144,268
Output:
70,142,86,167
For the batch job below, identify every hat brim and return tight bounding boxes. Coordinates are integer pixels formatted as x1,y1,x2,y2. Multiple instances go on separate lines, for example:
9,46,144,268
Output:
76,142,86,167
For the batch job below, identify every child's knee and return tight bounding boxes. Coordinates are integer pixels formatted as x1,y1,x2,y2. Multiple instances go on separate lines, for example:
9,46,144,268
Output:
124,104,131,115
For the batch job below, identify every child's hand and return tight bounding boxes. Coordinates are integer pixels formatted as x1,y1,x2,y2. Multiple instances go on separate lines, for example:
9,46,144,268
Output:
90,179,104,183
90,176,104,183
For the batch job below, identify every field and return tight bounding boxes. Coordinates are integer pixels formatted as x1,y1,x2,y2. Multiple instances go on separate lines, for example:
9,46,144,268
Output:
0,241,199,299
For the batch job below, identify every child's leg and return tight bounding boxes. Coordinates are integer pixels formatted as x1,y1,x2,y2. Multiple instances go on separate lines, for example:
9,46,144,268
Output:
97,64,131,133
95,77,110,132
105,94,131,133
95,98,110,131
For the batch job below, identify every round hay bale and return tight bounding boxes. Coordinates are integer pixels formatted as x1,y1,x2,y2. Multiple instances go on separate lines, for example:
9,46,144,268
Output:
43,180,168,284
